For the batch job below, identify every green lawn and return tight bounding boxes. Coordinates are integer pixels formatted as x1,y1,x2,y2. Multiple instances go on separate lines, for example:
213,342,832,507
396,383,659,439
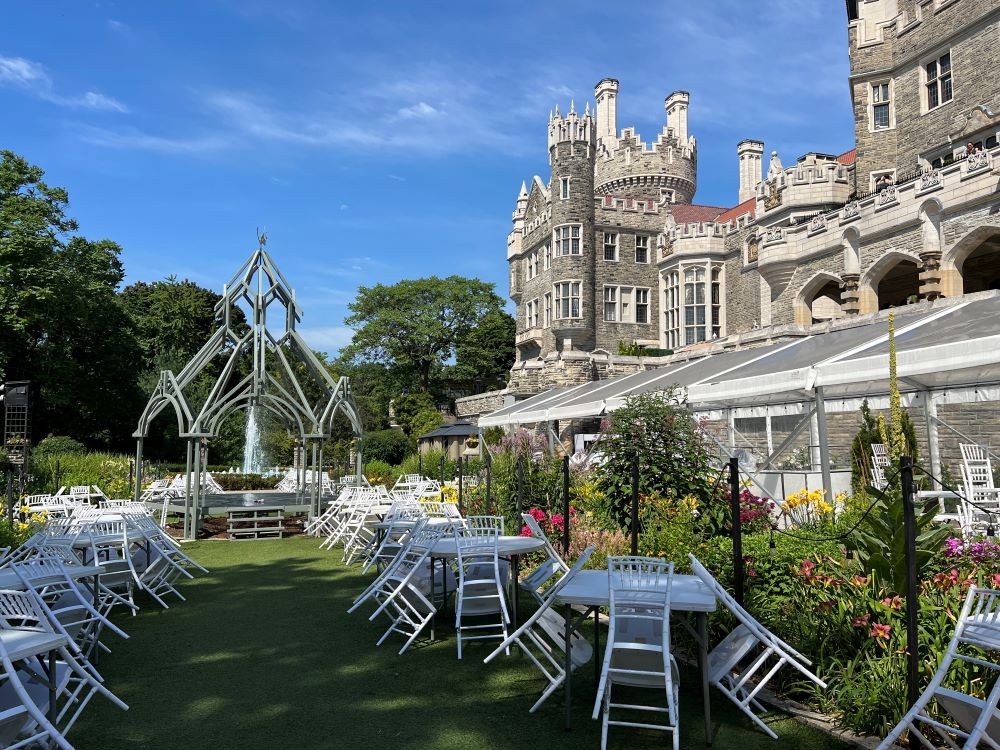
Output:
69,536,855,749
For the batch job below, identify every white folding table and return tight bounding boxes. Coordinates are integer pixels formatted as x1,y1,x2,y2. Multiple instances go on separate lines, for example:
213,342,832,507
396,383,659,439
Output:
554,569,718,743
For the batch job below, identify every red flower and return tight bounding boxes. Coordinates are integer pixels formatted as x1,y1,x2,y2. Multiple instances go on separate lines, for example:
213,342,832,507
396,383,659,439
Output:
528,507,547,523
520,525,532,537
880,596,902,610
799,559,816,580
870,623,891,639
851,575,868,586
991,573,1000,589
851,614,871,629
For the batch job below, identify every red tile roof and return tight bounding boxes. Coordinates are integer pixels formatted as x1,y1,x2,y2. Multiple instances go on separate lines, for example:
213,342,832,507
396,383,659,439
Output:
836,148,857,165
715,197,756,225
670,204,727,224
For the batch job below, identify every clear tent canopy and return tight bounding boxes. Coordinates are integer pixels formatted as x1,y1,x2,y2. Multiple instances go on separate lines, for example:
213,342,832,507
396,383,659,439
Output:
480,292,1000,497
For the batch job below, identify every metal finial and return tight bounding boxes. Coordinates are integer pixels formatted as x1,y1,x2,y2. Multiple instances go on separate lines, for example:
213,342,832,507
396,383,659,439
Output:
257,227,267,247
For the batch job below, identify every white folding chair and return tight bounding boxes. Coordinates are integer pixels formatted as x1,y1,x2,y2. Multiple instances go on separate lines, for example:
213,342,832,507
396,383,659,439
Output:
689,554,826,739
12,559,129,660
358,525,446,654
0,631,75,750
879,586,1000,749
960,445,1000,536
361,500,424,575
455,528,509,660
520,513,571,604
484,546,596,712
593,556,679,750
0,588,128,744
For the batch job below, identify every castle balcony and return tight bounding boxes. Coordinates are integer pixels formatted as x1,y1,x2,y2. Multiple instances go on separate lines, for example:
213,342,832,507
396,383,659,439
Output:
756,146,999,294
756,156,853,224
657,227,725,267
515,328,544,347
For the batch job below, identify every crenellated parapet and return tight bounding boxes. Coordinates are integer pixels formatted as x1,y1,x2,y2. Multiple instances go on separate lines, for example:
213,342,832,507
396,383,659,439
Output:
756,146,998,293
756,153,855,223
547,102,595,152
594,124,697,203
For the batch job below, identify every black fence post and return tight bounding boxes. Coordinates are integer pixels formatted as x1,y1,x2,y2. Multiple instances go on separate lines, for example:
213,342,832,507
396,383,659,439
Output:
562,455,571,556
901,455,921,750
729,456,745,607
515,456,524,519
6,469,15,526
485,452,493,515
54,459,61,494
418,451,423,477
458,456,464,514
630,456,640,556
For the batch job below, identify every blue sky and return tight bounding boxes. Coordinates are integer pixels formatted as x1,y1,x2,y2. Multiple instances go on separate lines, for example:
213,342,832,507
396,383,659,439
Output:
1,0,854,356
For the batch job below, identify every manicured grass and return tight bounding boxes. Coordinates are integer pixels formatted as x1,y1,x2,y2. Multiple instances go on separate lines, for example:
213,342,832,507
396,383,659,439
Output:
70,537,855,749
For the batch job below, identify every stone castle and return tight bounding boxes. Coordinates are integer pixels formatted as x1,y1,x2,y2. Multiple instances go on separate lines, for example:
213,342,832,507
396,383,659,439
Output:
456,0,1000,416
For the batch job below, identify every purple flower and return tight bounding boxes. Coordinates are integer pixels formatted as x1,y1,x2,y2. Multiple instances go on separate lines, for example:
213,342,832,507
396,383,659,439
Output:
944,537,965,558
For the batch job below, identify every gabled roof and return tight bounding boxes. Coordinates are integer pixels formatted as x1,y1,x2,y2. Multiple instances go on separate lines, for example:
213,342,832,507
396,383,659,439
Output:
418,421,479,440
670,204,727,224
716,196,756,225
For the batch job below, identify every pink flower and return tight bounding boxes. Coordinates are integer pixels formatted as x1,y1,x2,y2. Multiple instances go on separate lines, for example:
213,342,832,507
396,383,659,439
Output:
528,507,547,523
550,513,565,533
851,575,869,586
870,623,891,639
851,614,871,629
520,525,532,537
799,559,816,580
991,574,1000,588
881,596,902,610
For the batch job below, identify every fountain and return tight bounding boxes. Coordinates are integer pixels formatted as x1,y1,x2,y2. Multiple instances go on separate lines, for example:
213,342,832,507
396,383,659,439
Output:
242,405,267,475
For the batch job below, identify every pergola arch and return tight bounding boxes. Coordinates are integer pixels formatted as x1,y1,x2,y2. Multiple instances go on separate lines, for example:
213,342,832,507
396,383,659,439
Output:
132,241,364,538
794,271,844,326
858,249,922,314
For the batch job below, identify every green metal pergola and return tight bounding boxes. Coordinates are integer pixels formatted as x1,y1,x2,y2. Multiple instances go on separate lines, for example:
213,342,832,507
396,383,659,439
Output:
132,239,363,539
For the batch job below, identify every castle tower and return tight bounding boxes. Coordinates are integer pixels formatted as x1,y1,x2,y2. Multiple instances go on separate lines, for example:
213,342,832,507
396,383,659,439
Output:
594,78,619,148
548,102,597,352
665,91,689,143
737,139,764,203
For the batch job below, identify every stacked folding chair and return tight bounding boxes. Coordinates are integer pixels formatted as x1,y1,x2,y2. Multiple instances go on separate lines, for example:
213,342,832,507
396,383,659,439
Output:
689,554,826,739
484,546,595,711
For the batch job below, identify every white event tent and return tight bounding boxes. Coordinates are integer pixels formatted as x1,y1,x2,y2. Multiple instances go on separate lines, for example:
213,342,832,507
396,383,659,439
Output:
481,292,1000,498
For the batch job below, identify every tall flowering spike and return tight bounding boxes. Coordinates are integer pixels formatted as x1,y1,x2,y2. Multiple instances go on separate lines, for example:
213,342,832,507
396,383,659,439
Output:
886,311,905,460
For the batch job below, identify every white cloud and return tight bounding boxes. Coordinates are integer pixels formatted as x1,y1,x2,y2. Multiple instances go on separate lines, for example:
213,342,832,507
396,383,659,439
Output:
77,125,225,153
0,56,47,87
0,54,127,112
298,325,355,353
397,101,440,119
78,91,128,112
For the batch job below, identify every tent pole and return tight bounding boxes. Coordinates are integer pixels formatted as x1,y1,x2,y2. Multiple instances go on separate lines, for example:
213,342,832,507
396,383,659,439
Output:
316,440,325,519
809,408,821,471
765,413,774,456
191,438,203,539
923,391,941,481
726,408,736,452
311,439,320,519
814,387,833,501
184,440,194,539
133,438,144,503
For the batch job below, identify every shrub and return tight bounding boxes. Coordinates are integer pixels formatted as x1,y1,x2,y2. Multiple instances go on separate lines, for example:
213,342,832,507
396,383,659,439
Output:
359,429,412,465
482,426,504,446
594,389,714,532
212,473,280,491
363,459,397,486
401,449,455,482
32,435,86,460
29,451,132,498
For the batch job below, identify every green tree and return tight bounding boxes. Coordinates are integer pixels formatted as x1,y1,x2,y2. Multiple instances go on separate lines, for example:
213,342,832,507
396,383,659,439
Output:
0,151,142,447
410,408,444,438
594,389,715,531
342,276,508,392
450,309,516,391
392,392,436,435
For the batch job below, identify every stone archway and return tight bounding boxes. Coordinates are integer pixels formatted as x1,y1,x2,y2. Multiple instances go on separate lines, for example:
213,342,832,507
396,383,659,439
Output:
941,225,1000,296
858,251,922,313
794,272,844,325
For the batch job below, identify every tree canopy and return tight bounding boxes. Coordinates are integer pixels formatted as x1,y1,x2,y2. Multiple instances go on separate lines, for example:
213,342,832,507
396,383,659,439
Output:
0,150,142,445
342,276,511,392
